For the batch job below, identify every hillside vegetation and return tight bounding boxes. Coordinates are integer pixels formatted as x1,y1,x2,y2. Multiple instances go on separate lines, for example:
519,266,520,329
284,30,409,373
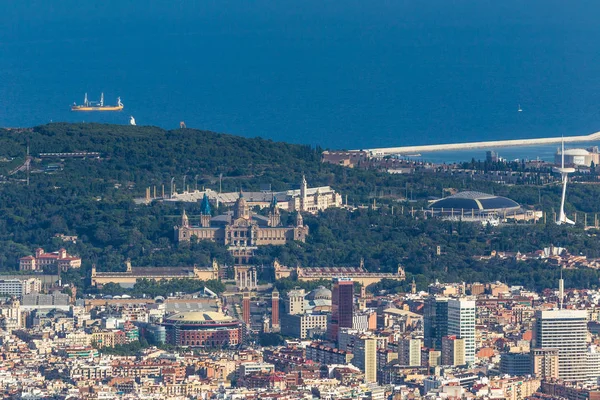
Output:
1,123,600,293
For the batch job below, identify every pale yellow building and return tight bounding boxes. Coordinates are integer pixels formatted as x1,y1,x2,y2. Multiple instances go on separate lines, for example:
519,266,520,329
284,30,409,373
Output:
354,336,378,383
274,259,406,287
398,338,422,366
92,331,116,348
493,377,541,400
532,348,559,380
442,335,466,366
91,259,220,287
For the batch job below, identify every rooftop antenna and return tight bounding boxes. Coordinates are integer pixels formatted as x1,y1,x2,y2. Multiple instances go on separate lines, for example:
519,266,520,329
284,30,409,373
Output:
559,269,564,309
562,136,565,169
26,140,30,186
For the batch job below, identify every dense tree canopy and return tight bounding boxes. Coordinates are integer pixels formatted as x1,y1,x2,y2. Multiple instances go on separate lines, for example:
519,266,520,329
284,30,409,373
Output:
1,123,600,294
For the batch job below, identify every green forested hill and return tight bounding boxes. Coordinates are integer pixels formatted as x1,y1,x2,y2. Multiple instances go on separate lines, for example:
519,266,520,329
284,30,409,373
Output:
1,123,324,193
1,123,600,293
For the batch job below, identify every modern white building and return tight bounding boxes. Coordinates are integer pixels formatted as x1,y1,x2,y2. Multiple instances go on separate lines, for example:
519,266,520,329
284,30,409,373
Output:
238,362,275,376
447,298,476,364
533,309,588,381
286,288,306,315
587,345,600,381
0,278,41,297
280,313,328,339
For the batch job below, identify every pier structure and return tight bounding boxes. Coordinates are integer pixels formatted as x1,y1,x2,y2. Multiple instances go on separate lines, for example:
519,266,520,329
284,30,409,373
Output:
361,130,600,155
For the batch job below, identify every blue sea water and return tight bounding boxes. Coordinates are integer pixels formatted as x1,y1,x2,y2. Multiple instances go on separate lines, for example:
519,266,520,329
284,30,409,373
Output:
2,0,600,155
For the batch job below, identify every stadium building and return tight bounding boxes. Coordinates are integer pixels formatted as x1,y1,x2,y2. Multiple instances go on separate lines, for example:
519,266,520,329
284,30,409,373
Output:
428,191,540,223
162,311,242,347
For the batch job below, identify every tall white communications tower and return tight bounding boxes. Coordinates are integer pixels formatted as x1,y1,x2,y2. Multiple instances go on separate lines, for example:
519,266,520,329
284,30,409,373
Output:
553,139,575,225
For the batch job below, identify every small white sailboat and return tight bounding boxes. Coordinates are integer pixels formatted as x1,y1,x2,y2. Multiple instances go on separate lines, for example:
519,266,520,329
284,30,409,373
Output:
518,104,523,112
129,116,136,126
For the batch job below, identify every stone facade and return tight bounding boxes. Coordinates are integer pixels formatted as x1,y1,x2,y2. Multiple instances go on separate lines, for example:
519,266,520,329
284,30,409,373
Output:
175,192,308,264
20,248,81,272
168,176,342,215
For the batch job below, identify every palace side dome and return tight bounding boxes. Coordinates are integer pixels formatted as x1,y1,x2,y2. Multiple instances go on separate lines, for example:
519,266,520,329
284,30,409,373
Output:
306,286,332,301
429,191,520,213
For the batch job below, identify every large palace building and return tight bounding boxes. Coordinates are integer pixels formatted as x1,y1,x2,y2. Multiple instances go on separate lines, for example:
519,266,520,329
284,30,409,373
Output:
90,259,220,288
162,311,243,347
274,259,406,287
168,176,342,215
175,192,308,264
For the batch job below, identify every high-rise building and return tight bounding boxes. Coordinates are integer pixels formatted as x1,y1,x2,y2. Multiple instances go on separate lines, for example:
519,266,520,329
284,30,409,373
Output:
424,296,448,349
271,288,280,332
398,338,422,366
286,288,306,315
377,349,398,383
329,277,354,341
447,298,476,364
486,150,499,163
442,335,466,366
242,291,251,326
533,310,588,381
531,348,559,380
354,336,378,383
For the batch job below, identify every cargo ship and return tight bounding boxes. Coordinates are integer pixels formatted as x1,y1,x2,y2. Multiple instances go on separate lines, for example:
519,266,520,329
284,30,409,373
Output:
71,93,123,111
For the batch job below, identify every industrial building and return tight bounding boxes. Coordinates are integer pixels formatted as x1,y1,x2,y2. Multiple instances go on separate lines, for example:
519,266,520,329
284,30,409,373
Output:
554,147,600,167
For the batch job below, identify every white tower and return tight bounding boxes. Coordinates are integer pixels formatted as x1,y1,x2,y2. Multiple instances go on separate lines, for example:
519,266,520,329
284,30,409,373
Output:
553,139,575,225
300,175,308,212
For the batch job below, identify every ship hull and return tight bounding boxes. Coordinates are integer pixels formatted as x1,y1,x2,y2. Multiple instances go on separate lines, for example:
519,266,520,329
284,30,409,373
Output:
71,105,124,111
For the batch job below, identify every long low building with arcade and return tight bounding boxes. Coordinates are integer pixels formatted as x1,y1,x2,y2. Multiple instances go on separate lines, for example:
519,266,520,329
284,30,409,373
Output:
273,259,406,287
90,259,220,288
